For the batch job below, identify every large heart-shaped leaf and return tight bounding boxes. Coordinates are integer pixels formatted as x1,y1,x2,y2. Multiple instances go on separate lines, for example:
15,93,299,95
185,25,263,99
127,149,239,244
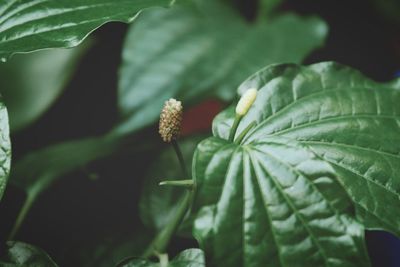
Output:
114,0,327,135
0,0,176,59
0,41,90,131
192,62,400,266
230,62,400,236
0,97,11,202
0,241,58,266
193,136,370,267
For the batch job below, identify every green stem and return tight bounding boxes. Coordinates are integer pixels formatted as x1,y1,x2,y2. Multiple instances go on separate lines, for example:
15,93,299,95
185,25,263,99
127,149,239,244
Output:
234,121,256,144
228,114,242,142
172,140,188,178
142,190,192,258
159,179,194,189
8,193,36,240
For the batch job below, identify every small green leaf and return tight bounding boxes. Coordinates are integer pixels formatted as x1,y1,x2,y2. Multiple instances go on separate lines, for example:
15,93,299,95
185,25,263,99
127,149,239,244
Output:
0,41,91,131
190,62,400,266
121,249,205,267
0,0,176,59
139,136,204,236
0,97,11,202
115,0,327,135
0,241,58,266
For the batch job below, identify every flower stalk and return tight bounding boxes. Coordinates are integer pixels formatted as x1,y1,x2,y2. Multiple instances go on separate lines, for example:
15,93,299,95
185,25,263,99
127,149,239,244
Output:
229,88,258,142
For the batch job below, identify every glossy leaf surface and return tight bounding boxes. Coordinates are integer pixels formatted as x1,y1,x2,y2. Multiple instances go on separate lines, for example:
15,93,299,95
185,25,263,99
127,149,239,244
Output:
0,97,10,202
122,248,204,267
0,0,175,59
0,42,90,131
192,62,400,266
115,1,327,134
231,62,400,236
0,241,58,266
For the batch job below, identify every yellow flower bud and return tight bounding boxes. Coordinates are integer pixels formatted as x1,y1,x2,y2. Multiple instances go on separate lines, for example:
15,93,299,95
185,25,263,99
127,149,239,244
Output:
235,88,257,116
159,98,183,143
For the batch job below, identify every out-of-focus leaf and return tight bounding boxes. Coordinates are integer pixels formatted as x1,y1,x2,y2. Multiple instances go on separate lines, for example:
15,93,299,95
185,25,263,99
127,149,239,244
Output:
139,136,204,236
0,0,178,59
370,0,400,24
75,229,153,267
0,241,58,266
0,96,10,202
0,42,91,131
259,0,282,19
121,248,204,267
115,0,327,135
11,135,120,199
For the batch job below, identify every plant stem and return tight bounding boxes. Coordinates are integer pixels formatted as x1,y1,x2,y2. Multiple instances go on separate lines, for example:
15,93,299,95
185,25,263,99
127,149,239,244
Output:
159,179,194,189
229,114,242,142
234,121,256,144
142,190,192,258
172,140,188,178
8,193,36,240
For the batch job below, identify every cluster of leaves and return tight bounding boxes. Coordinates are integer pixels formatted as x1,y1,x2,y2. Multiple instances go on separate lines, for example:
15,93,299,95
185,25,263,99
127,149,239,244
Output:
0,0,399,266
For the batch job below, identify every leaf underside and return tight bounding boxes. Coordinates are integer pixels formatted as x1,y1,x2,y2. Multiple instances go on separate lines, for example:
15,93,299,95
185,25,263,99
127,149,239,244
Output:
0,0,174,59
192,62,400,266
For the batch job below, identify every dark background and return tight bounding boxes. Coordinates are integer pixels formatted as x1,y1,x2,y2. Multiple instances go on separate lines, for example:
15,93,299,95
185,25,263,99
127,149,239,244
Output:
1,0,400,266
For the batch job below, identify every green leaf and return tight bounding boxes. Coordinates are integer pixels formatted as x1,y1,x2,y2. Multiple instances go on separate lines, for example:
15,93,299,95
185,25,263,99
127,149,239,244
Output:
121,248,205,267
0,97,11,202
0,241,58,266
0,41,91,131
193,137,370,266
190,62,400,266
0,0,176,60
231,62,400,237
139,136,203,236
114,0,327,135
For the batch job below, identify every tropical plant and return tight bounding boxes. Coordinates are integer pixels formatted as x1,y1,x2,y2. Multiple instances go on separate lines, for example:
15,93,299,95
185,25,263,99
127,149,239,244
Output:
0,0,398,266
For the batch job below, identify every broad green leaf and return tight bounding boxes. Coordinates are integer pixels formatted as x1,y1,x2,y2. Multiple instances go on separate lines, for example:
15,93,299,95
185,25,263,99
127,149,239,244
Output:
190,62,400,266
0,0,176,59
121,248,205,267
229,62,400,237
0,42,90,131
0,97,10,202
139,136,203,235
193,136,370,267
0,241,58,266
114,0,327,135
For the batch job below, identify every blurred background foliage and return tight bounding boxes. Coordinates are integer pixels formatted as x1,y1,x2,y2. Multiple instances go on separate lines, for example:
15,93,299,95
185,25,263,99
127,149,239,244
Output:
0,0,399,266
